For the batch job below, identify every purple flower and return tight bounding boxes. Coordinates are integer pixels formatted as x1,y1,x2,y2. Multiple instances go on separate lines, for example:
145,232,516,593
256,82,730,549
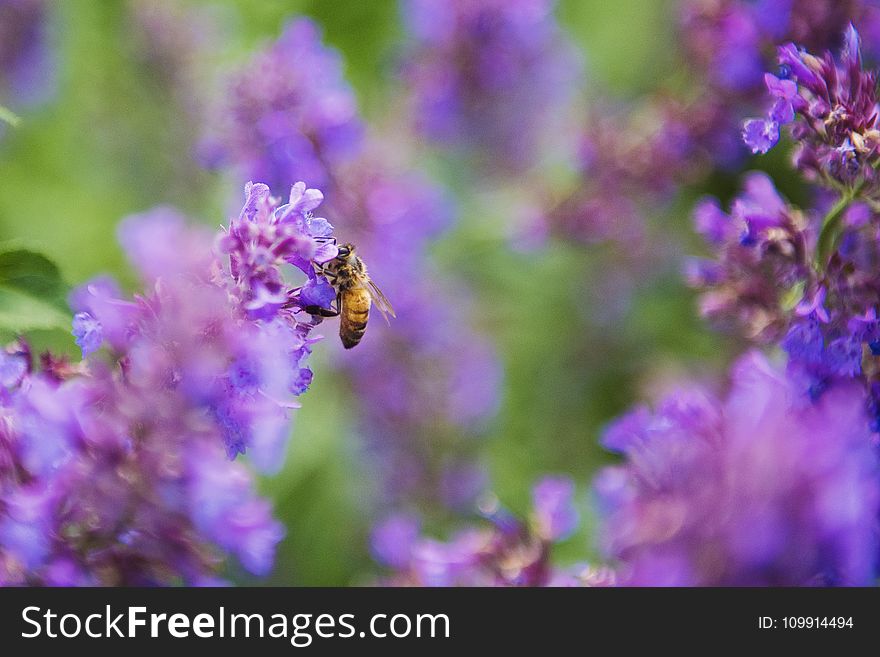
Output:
0,349,28,388
597,352,879,586
399,0,580,172
693,197,734,244
688,172,811,340
794,286,830,322
2,181,338,585
531,476,578,542
68,276,137,352
745,25,880,187
187,442,285,577
742,117,780,154
0,483,53,571
373,476,592,587
71,312,102,357
0,0,55,109
370,513,421,569
765,73,799,122
298,276,336,310
201,18,363,192
200,11,501,516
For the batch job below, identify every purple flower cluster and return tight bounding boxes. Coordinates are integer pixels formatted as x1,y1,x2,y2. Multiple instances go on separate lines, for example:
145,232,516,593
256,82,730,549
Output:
0,0,54,108
398,0,580,172
692,28,880,427
371,476,614,586
682,0,880,93
201,18,363,191
1,182,336,584
687,171,813,342
744,24,880,190
205,22,501,511
551,0,880,247
596,352,879,586
545,97,716,246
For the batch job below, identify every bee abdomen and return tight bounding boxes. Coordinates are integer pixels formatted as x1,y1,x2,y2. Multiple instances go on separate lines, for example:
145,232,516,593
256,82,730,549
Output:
340,291,371,349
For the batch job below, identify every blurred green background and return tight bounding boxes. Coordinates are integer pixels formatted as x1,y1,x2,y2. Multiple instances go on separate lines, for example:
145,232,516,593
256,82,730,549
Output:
0,0,751,585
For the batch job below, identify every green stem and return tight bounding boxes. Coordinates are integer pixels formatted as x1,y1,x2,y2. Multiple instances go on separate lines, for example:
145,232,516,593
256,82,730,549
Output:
815,181,866,266
0,105,20,128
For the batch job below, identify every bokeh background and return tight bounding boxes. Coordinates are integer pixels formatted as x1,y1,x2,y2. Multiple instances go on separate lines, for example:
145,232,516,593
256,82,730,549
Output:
0,0,801,585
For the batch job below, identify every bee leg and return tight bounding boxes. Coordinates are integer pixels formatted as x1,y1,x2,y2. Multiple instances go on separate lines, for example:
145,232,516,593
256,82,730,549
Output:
312,262,338,285
303,306,339,318
303,292,341,318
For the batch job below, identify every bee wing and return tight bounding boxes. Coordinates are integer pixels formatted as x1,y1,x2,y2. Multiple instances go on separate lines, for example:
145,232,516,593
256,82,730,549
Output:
365,278,396,325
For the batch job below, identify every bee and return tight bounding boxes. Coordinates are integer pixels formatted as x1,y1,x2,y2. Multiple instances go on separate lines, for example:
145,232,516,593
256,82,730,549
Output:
305,243,395,348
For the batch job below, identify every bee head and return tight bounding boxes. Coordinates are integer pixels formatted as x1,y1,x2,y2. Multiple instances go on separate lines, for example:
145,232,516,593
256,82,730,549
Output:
337,243,355,261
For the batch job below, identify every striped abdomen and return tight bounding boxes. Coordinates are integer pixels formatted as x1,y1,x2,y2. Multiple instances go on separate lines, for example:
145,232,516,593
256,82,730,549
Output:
339,287,371,349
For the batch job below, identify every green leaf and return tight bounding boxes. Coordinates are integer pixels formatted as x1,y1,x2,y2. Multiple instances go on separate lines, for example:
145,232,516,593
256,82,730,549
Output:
0,105,21,128
0,243,71,334
0,246,65,298
0,286,71,333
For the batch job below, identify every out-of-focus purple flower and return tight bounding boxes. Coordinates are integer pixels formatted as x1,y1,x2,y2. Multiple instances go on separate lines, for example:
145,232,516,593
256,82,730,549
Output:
531,476,578,542
374,477,601,587
0,483,53,571
682,1,880,89
370,513,421,570
126,0,216,102
0,0,55,109
0,344,28,389
327,168,499,510
547,0,880,245
68,276,137,353
201,18,363,192
399,0,580,172
597,351,879,586
187,443,285,577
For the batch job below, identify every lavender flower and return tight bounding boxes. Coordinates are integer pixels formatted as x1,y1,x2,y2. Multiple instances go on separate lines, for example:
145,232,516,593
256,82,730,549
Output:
686,171,812,342
743,24,880,191
201,18,363,191
680,1,880,95
596,351,879,586
203,22,502,512
372,477,612,586
399,0,580,172
1,181,337,584
552,1,880,249
691,24,880,430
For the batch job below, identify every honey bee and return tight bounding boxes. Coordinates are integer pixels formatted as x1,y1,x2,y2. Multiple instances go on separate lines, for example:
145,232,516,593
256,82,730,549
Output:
305,243,395,348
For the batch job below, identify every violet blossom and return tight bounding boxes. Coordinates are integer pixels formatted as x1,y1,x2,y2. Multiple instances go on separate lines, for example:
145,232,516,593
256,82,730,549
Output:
201,18,363,191
371,476,613,586
743,24,880,191
596,351,879,586
1,181,336,584
398,0,580,173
